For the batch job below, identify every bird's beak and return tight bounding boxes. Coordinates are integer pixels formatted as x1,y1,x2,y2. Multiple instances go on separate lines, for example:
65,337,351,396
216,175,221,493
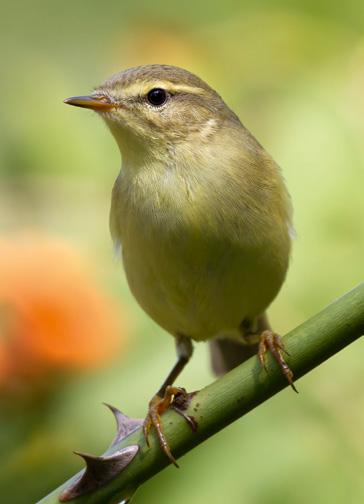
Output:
63,94,115,111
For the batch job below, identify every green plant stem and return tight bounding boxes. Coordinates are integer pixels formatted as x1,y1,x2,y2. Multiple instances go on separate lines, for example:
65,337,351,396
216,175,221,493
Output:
39,284,364,504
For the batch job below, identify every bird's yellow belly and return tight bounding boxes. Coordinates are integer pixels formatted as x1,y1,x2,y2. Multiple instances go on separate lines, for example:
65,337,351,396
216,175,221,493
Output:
121,223,288,342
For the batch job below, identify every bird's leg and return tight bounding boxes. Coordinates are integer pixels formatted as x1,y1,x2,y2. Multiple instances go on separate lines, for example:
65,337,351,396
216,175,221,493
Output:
143,335,193,467
241,314,298,393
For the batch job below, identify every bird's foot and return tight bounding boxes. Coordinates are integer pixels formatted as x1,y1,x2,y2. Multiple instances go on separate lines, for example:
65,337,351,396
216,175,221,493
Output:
143,386,195,467
258,330,298,393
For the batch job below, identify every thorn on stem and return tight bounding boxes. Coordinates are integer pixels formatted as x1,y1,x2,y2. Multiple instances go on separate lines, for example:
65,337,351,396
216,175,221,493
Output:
59,445,139,502
103,402,143,446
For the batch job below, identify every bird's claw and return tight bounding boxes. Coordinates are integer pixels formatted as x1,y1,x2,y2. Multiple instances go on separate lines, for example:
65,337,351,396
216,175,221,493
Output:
143,386,196,467
258,330,298,393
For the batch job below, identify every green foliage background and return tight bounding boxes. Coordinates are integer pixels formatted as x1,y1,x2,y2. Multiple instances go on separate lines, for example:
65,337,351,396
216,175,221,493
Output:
1,1,363,502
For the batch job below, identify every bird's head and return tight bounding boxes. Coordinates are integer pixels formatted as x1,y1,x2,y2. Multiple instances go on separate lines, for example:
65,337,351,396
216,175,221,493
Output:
64,64,238,161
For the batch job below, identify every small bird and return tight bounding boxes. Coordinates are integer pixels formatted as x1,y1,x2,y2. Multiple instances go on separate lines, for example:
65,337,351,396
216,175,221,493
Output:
64,64,294,466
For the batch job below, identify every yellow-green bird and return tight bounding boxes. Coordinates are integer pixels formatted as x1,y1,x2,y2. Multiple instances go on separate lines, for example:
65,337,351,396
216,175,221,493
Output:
64,64,294,465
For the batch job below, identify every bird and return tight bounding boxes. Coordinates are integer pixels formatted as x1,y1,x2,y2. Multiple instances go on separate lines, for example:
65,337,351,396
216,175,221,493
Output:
64,64,294,466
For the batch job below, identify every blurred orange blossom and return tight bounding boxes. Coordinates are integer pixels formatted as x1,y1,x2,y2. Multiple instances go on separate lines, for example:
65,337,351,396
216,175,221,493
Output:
0,233,126,393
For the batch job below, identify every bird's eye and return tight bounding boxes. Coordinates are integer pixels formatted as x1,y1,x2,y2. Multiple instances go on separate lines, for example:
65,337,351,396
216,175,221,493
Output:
147,88,167,106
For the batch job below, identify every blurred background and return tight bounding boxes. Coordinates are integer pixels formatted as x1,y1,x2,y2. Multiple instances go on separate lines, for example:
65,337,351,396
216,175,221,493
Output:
1,0,363,503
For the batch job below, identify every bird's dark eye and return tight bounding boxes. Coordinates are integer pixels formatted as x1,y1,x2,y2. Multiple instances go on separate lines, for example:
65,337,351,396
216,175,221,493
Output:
147,88,167,106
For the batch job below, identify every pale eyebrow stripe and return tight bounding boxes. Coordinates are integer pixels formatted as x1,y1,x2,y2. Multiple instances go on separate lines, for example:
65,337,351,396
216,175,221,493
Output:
120,81,207,97
167,84,207,95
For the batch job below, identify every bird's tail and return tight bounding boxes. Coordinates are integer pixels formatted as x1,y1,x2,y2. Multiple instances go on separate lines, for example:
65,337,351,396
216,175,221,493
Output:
209,338,258,375
209,313,270,375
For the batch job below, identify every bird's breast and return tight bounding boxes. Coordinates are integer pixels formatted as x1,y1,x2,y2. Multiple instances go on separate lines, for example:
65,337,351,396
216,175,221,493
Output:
110,158,291,340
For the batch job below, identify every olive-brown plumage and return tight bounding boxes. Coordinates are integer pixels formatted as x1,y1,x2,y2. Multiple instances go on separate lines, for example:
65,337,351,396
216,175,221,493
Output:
64,64,294,466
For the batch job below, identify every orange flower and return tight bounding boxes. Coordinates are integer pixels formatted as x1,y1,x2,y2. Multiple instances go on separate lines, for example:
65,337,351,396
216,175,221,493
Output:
0,233,126,391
